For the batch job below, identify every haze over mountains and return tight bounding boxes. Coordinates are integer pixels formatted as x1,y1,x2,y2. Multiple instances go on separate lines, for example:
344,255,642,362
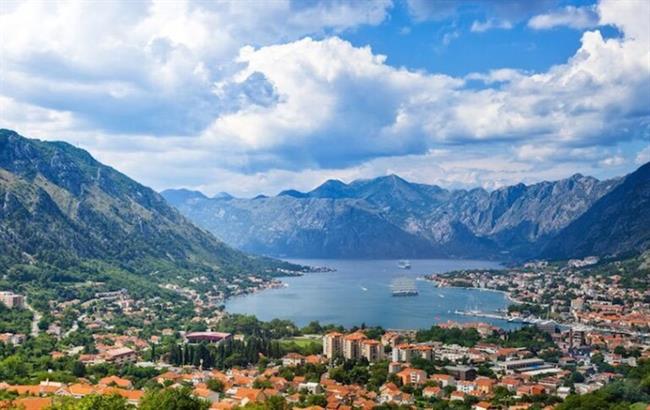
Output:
163,165,649,261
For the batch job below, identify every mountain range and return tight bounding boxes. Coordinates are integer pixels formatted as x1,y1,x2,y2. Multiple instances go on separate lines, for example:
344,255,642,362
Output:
163,164,649,261
0,129,294,302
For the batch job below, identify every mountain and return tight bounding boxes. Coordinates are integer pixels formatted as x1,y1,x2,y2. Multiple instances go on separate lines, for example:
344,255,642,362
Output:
0,129,294,301
162,172,621,260
542,162,650,259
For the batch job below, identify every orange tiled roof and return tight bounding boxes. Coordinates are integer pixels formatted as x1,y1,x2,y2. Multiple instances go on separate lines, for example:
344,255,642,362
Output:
2,397,53,410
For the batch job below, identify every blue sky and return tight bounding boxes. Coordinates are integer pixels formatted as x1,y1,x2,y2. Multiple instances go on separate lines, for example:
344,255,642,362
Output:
1,0,649,196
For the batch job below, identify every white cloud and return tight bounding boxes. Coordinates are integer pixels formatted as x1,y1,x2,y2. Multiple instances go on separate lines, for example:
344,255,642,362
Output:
201,2,649,171
528,5,599,30
636,146,650,164
470,19,513,33
1,0,649,197
0,0,392,135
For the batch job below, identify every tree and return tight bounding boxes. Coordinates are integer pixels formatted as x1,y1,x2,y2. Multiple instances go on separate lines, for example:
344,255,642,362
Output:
206,378,224,393
139,387,210,410
49,394,133,410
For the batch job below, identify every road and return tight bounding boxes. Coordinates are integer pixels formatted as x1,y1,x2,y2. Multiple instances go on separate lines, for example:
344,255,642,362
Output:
25,300,41,337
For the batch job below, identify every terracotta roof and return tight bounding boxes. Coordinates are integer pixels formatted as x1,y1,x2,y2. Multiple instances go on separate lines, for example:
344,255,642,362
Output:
99,375,132,388
2,397,53,410
343,332,367,341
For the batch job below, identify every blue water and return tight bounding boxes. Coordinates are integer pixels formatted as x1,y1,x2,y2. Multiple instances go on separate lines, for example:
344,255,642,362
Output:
226,259,520,330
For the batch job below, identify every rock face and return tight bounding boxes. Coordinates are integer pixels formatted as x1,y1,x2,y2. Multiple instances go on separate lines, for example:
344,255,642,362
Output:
0,129,285,276
542,162,650,259
163,171,627,260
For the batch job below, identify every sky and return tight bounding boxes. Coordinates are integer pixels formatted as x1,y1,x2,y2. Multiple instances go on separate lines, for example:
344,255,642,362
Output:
1,0,649,197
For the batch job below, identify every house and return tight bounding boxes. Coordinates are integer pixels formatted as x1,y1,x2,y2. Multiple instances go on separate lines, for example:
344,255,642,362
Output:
431,374,456,387
232,387,268,405
157,371,182,385
422,386,442,399
378,383,413,405
298,382,323,395
475,377,495,395
193,387,220,402
457,380,476,394
449,391,465,402
282,353,305,367
473,402,493,410
98,375,133,389
396,368,427,386
0,397,53,410
499,376,521,392
104,347,137,364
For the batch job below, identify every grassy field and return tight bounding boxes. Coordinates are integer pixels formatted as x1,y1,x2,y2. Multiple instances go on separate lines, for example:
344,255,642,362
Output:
280,336,323,350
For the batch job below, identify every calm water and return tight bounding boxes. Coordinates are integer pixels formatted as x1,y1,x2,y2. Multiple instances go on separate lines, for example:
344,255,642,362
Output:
226,259,520,330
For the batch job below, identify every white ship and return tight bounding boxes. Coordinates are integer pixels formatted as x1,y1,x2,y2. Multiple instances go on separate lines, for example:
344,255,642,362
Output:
397,260,411,269
391,276,418,296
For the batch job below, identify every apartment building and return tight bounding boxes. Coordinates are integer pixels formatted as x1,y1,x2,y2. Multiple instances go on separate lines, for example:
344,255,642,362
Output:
323,331,384,362
323,332,344,358
0,291,25,309
391,343,433,362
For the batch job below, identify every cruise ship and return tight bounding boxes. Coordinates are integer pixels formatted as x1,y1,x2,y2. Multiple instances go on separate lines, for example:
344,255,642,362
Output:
397,260,411,269
391,276,418,296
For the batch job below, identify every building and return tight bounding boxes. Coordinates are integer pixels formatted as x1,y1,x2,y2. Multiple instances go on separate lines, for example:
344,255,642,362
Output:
0,333,25,345
282,353,305,367
361,339,384,362
185,331,231,344
297,382,322,395
495,358,545,373
322,332,343,359
396,368,427,386
342,332,367,360
104,347,137,364
0,292,25,309
445,365,477,381
571,298,585,312
392,344,433,362
431,374,456,387
475,377,495,395
456,380,476,394
422,386,442,399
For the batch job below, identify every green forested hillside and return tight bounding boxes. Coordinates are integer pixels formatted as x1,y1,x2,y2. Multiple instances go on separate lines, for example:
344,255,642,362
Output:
0,129,296,306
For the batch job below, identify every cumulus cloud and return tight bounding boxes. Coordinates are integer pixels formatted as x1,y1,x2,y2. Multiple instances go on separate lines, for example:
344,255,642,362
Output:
1,0,649,196
0,0,393,135
201,0,649,172
529,5,600,30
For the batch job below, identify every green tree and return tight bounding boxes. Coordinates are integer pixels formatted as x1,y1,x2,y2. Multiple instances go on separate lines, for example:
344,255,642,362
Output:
206,378,224,393
49,394,133,410
139,387,209,410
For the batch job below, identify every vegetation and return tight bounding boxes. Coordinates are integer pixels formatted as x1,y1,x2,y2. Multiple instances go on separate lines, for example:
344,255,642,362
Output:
415,326,481,347
168,338,283,369
556,359,650,409
0,304,32,334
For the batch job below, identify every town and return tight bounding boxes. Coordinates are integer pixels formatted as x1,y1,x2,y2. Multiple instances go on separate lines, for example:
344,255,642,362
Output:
1,254,649,409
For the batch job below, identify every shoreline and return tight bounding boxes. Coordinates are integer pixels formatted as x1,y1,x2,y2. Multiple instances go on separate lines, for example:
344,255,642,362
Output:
223,263,522,330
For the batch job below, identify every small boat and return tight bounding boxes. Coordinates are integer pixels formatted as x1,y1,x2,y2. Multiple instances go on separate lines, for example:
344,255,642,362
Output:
397,260,411,269
361,287,368,292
